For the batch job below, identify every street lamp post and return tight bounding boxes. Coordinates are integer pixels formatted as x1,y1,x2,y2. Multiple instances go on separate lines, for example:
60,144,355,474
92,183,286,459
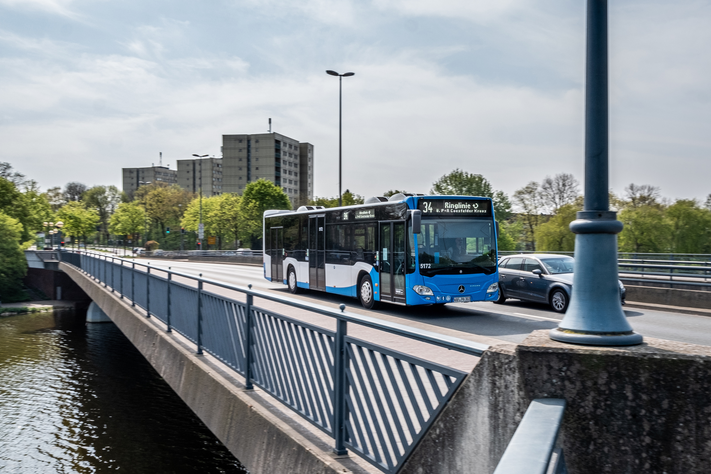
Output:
549,0,642,346
193,154,208,250
326,70,355,207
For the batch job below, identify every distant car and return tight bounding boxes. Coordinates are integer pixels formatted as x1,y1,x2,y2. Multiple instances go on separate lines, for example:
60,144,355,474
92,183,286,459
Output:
495,254,626,313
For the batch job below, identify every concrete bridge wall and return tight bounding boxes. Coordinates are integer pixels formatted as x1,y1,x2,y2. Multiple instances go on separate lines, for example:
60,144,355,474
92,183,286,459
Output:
401,331,711,474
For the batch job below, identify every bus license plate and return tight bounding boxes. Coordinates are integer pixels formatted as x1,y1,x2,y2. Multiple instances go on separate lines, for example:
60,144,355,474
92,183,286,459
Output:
453,296,471,303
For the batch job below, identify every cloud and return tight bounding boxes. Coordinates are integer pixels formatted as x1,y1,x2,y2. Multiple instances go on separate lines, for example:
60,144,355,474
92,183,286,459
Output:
0,0,81,18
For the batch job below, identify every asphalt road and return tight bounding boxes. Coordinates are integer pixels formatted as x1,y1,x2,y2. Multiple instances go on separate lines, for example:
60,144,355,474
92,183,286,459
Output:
138,259,711,348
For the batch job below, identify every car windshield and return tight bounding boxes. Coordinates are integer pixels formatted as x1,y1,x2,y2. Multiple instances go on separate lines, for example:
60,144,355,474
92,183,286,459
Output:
540,257,574,274
417,218,496,275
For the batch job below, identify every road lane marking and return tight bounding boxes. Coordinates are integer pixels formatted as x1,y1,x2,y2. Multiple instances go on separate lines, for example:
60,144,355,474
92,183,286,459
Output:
512,312,562,323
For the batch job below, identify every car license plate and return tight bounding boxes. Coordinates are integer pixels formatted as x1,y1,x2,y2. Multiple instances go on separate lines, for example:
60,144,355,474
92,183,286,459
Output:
453,296,471,303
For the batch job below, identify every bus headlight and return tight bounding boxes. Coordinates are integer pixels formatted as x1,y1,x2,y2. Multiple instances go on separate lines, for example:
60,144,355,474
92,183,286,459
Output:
413,285,434,296
486,282,499,294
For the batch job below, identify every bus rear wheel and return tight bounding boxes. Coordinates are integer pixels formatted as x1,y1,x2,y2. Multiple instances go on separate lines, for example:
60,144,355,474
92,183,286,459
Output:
359,275,376,309
287,266,300,294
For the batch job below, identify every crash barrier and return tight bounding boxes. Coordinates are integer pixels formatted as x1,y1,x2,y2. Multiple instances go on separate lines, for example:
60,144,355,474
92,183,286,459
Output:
493,399,567,474
59,250,488,474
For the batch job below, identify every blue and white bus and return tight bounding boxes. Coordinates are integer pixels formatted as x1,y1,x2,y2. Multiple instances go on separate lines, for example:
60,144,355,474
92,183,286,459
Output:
263,193,499,308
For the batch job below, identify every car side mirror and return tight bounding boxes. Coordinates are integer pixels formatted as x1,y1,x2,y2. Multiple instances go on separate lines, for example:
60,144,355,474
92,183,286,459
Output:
532,269,543,277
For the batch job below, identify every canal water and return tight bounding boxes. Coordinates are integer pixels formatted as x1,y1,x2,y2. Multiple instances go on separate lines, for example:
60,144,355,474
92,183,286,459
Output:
0,309,248,473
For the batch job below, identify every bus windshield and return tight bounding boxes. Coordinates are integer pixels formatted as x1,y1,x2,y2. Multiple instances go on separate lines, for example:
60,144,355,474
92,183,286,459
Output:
417,218,496,276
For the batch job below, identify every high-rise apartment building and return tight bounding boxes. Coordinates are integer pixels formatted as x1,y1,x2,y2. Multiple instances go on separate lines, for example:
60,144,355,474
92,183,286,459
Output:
176,157,223,197
122,166,178,199
222,133,314,207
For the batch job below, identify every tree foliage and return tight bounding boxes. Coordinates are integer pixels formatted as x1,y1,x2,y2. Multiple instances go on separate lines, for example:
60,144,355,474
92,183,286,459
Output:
109,202,146,240
82,185,124,242
431,169,512,220
64,182,88,202
0,212,28,302
240,180,291,245
536,202,582,251
540,173,580,213
56,202,100,247
513,181,544,250
311,190,364,208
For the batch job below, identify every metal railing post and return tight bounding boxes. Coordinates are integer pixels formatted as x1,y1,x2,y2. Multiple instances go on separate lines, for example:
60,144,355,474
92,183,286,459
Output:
132,262,136,307
197,275,203,354
120,259,124,298
166,269,172,333
103,256,107,287
110,258,115,292
146,265,151,318
245,284,254,389
333,304,348,455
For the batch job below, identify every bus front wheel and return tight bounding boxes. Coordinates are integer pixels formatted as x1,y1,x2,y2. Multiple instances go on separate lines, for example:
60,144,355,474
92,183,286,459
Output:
359,275,376,309
287,266,300,294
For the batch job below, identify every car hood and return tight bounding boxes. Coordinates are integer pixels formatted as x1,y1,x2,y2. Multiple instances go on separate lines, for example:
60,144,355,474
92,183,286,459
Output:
544,273,574,285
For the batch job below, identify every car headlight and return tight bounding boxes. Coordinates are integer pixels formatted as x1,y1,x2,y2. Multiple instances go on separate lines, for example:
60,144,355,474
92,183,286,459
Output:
487,282,499,294
618,280,625,291
413,285,434,296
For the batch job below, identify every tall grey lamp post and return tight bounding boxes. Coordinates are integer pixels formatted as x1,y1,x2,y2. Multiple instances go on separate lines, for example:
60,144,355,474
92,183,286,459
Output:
549,0,642,346
192,154,208,250
326,70,355,207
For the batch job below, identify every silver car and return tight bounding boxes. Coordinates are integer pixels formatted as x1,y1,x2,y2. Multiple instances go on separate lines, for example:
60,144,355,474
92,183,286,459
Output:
495,254,626,313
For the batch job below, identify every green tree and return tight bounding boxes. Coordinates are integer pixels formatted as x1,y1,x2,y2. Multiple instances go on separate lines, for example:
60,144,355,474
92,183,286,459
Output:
0,162,25,186
109,202,146,244
57,202,100,248
43,186,66,212
618,205,670,253
0,211,28,302
311,190,364,208
0,175,47,244
181,195,221,245
536,202,582,251
240,179,291,247
83,185,123,243
665,199,711,254
210,194,242,249
496,224,517,252
64,182,88,202
135,183,194,243
513,181,544,250
431,169,512,220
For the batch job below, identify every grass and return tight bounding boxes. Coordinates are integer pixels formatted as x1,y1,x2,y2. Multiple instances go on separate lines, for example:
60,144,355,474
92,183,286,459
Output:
0,306,53,317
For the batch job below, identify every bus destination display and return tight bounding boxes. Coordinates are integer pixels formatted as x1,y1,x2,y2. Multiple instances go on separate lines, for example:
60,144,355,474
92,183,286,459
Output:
418,198,491,216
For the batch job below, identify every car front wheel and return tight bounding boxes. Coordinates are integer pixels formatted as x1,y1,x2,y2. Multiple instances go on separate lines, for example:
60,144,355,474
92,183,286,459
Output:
493,288,506,304
550,289,569,313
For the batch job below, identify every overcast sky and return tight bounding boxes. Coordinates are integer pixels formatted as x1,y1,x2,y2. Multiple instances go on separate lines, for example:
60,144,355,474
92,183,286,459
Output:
1,0,709,203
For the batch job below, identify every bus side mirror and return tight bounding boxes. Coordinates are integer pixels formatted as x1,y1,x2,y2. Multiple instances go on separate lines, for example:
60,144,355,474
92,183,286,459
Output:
410,210,421,234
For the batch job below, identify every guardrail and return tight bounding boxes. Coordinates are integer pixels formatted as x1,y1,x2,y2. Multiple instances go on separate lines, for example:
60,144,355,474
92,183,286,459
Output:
59,250,487,474
493,399,567,474
499,252,711,289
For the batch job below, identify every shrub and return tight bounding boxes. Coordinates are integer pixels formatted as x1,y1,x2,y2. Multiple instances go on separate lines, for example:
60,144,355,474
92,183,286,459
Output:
145,240,160,251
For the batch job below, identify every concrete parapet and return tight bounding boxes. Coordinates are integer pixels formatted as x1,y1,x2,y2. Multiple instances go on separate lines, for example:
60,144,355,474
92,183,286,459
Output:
402,331,711,474
626,284,711,310
59,262,373,474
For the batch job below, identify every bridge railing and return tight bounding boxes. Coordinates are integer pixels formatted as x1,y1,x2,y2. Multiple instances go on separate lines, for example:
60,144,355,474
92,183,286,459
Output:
60,250,488,474
493,399,567,474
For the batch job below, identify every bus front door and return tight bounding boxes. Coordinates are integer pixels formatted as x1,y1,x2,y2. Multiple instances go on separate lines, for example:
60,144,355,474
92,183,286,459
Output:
309,216,325,290
270,227,283,282
379,221,406,304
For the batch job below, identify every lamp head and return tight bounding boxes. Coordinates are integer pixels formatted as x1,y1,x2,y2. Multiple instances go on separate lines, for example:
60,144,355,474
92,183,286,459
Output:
326,70,339,76
343,72,355,77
